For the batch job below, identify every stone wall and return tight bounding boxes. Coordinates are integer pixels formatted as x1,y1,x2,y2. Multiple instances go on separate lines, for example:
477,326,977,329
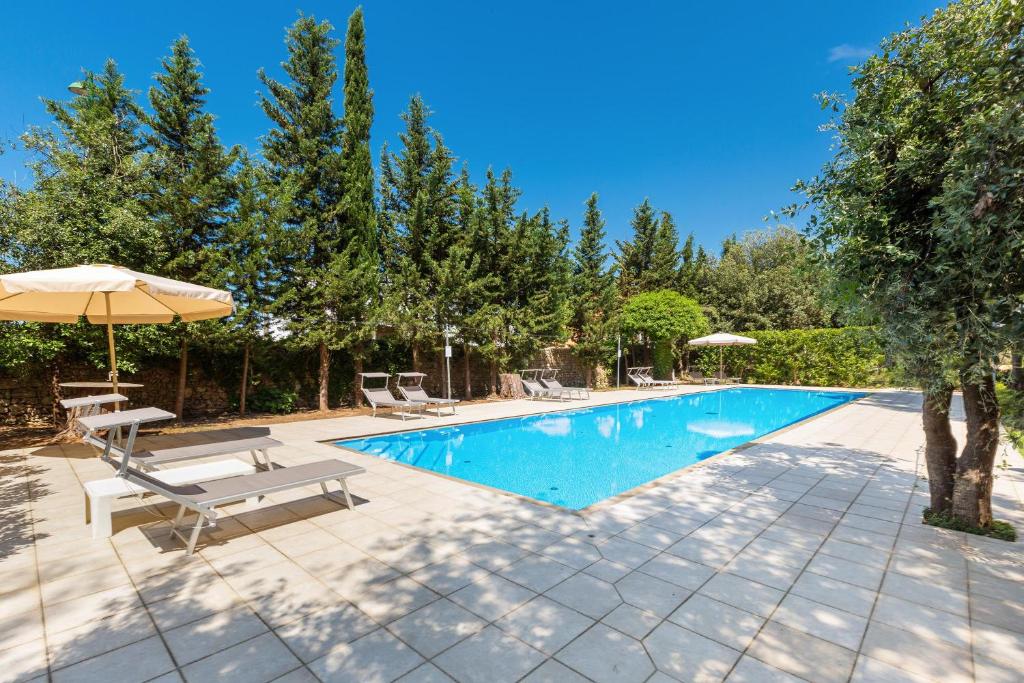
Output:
0,362,232,427
0,344,602,426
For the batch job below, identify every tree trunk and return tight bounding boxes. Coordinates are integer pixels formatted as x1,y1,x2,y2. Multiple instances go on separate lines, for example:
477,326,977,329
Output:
50,361,62,428
922,385,957,513
952,374,1000,527
463,343,472,399
352,344,364,408
239,342,251,416
1011,351,1023,391
412,343,420,373
584,364,593,389
489,358,498,397
175,336,188,423
318,342,330,412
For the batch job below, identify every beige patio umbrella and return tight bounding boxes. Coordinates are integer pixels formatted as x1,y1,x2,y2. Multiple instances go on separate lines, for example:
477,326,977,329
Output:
688,332,757,380
0,264,234,394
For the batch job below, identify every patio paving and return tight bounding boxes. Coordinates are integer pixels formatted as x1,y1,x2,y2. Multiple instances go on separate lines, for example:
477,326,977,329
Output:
1,388,1022,682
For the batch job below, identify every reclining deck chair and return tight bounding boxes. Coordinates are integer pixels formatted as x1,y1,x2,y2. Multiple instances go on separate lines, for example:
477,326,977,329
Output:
359,373,426,420
539,369,589,399
520,369,571,400
77,409,365,555
396,372,459,415
626,366,656,389
638,367,679,388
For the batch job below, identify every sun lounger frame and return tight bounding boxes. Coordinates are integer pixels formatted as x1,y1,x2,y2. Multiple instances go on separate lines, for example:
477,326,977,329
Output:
539,369,590,399
85,411,364,555
359,372,426,420
396,372,459,415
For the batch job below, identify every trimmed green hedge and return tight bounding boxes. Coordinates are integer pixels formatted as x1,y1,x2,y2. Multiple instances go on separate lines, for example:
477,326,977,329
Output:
692,327,889,387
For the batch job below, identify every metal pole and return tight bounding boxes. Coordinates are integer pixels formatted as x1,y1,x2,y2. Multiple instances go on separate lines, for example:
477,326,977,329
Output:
104,292,120,411
616,334,621,389
445,331,452,400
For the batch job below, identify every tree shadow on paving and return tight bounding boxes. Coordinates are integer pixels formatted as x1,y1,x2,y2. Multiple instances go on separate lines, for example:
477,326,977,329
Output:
0,453,50,560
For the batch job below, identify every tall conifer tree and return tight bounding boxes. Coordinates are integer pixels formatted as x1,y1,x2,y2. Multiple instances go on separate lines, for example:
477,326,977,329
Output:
615,199,658,296
147,36,237,421
259,15,346,411
570,193,616,386
649,211,681,290
337,6,379,406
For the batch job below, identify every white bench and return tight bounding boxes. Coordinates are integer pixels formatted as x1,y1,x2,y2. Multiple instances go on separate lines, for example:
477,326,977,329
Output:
84,459,256,539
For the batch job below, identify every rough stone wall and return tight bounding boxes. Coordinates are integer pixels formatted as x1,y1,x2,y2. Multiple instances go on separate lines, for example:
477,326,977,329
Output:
0,344,600,426
0,362,231,426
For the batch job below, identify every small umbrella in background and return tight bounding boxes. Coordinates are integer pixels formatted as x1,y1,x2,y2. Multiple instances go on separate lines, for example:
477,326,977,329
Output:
688,332,757,381
0,264,234,395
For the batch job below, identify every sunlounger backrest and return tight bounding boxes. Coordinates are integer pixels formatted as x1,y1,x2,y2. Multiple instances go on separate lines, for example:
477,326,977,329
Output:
362,387,399,406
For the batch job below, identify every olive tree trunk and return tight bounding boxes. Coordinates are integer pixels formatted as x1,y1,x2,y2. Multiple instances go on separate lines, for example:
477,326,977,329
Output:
952,374,1000,526
922,385,957,513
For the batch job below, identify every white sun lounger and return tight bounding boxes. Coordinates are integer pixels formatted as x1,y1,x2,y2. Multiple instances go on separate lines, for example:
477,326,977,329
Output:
539,369,589,399
626,367,657,389
396,372,458,415
520,369,571,400
359,373,426,420
81,410,365,555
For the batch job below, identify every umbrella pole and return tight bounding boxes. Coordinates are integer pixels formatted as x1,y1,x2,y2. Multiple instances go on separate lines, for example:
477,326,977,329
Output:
719,347,724,381
104,292,120,409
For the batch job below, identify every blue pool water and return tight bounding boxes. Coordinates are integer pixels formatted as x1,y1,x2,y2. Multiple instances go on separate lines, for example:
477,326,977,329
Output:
335,387,864,509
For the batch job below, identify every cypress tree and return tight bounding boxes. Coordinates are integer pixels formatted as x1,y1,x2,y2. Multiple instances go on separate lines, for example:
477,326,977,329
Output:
570,193,616,386
259,14,346,412
147,36,237,421
338,6,379,406
615,198,658,297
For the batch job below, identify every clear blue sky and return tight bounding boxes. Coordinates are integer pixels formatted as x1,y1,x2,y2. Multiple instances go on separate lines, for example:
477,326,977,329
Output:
1,0,940,251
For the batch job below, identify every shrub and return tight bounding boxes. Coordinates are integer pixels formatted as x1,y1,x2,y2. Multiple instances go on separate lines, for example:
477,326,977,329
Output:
693,327,889,387
246,387,299,414
621,290,709,378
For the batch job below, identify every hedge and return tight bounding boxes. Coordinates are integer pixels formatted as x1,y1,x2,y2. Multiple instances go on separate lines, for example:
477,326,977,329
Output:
691,327,889,387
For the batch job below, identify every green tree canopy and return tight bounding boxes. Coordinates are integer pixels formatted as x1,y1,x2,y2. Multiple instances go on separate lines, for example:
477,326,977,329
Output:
621,289,708,377
801,0,1024,528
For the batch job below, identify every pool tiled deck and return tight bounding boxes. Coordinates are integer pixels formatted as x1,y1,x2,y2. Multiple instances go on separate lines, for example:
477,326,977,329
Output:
1,388,1022,682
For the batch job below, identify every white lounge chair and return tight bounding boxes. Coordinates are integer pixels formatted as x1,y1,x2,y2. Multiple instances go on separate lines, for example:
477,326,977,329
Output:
638,367,679,388
359,373,426,420
626,366,657,390
520,369,571,400
539,369,589,399
396,372,459,415
78,409,365,555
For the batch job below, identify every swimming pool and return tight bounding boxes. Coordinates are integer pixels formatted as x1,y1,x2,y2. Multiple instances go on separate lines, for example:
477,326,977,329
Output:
335,387,865,509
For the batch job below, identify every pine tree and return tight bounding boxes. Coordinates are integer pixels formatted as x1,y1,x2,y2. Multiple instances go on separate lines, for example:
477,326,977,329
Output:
147,36,237,421
570,193,616,386
648,211,681,290
677,233,698,297
3,60,161,384
378,95,458,371
12,60,157,271
220,155,294,415
615,198,658,297
337,6,379,406
259,14,346,411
